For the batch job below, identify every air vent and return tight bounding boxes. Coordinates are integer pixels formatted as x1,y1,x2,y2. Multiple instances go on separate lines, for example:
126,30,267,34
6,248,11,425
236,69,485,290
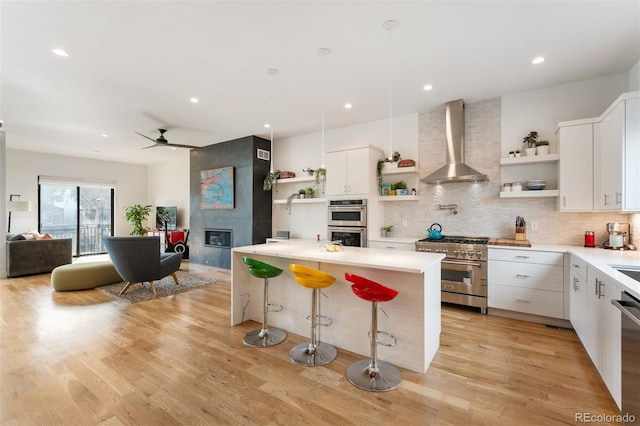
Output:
256,149,270,161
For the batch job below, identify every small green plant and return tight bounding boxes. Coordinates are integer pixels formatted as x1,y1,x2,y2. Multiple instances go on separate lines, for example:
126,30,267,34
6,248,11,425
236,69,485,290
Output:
381,225,393,232
298,188,306,195
286,193,298,214
302,167,315,175
394,181,407,190
304,187,314,197
536,140,549,146
522,131,539,148
263,170,280,192
314,167,326,192
124,204,152,236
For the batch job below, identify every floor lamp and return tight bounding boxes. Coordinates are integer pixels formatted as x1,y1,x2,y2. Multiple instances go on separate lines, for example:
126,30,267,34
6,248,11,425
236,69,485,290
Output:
7,194,31,234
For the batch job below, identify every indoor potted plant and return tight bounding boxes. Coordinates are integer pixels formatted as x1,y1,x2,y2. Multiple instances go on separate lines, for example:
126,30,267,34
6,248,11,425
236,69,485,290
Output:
536,140,550,155
393,180,407,195
304,187,315,198
124,204,152,236
380,225,393,237
298,188,306,199
302,167,315,176
263,170,280,192
522,131,539,156
286,192,298,213
314,167,326,193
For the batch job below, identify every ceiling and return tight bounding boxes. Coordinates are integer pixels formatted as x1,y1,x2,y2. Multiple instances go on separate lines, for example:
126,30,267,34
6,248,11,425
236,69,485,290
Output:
2,1,638,165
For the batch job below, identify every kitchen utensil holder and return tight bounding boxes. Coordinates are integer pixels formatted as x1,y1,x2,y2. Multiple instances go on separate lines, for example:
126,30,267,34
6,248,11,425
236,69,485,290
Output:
515,226,526,241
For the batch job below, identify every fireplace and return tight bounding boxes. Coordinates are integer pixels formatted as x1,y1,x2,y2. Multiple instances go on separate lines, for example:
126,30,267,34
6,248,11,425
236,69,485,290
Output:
205,229,232,248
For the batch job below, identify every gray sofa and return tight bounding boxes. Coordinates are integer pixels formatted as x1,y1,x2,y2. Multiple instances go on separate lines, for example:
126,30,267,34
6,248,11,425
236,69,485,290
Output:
6,239,73,277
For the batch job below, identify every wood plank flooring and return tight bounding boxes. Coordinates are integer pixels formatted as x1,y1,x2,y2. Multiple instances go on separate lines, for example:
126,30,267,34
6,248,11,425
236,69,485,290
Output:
1,261,622,425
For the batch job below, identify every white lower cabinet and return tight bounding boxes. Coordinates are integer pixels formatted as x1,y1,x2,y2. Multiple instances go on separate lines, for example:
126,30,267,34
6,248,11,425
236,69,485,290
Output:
488,248,565,319
574,265,623,409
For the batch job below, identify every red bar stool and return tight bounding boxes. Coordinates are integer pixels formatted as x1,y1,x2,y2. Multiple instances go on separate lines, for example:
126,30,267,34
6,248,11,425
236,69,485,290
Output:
241,257,287,348
344,273,401,392
289,264,337,366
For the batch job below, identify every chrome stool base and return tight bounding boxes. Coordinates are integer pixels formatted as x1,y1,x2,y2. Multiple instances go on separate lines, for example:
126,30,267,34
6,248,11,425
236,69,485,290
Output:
243,327,287,348
346,359,401,392
289,341,337,366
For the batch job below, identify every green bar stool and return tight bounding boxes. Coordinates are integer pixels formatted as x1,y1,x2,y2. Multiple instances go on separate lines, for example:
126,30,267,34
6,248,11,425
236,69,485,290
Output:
288,264,337,366
344,272,401,392
242,257,287,348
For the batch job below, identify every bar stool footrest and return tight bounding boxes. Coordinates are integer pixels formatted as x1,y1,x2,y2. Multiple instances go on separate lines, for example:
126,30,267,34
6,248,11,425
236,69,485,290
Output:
346,359,401,392
305,314,333,327
368,330,397,347
267,303,283,312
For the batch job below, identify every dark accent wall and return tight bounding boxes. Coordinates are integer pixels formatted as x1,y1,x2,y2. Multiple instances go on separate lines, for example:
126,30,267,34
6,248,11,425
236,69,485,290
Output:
189,136,272,269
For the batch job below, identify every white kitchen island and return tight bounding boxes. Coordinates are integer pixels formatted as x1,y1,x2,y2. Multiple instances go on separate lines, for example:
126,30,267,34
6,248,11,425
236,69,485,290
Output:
231,241,444,373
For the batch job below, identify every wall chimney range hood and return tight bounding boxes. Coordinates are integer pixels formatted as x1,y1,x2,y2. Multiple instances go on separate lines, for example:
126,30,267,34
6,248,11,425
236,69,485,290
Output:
421,99,488,184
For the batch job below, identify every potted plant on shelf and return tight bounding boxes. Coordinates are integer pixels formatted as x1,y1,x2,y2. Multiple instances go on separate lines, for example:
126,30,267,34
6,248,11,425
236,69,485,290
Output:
304,187,315,198
302,167,315,176
263,170,280,192
314,167,326,193
380,225,393,237
377,151,402,194
298,188,306,199
522,131,539,157
536,140,550,155
124,204,152,236
394,180,408,195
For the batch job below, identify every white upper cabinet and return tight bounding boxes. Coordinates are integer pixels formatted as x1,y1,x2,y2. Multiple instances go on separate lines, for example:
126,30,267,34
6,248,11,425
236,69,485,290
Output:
325,145,383,197
556,91,639,212
556,120,595,211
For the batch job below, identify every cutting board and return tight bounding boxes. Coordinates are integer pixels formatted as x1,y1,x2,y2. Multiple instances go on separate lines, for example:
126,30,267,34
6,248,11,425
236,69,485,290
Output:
488,238,532,247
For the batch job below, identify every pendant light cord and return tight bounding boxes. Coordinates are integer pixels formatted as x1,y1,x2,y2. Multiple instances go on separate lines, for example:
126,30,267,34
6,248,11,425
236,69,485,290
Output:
384,20,398,160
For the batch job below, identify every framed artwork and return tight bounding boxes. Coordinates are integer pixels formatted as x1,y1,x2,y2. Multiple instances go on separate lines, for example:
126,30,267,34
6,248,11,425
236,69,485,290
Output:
201,166,234,209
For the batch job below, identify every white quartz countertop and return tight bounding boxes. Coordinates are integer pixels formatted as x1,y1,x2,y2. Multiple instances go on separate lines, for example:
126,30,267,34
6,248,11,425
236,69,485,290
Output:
234,241,444,273
489,243,640,300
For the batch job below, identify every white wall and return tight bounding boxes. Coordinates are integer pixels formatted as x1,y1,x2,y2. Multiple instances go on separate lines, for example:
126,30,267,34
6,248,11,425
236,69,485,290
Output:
629,60,640,92
1,132,6,278
501,73,628,155
6,149,148,236
147,150,190,230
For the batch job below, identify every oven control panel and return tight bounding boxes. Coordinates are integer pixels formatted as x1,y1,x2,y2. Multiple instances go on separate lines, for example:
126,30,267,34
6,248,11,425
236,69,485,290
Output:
415,243,486,260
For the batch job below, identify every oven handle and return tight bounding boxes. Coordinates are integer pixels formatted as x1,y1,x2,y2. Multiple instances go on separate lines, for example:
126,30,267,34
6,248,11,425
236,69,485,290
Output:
328,226,367,232
442,260,484,268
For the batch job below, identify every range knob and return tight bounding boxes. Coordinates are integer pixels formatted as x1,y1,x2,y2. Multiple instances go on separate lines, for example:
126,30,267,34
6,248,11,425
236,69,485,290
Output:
476,251,483,258
435,248,442,253
468,251,475,258
425,248,432,252
460,250,467,256
452,249,460,256
442,249,448,254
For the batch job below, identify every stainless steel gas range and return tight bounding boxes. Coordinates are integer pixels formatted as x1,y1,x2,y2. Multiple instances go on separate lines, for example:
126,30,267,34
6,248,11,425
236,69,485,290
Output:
415,236,489,314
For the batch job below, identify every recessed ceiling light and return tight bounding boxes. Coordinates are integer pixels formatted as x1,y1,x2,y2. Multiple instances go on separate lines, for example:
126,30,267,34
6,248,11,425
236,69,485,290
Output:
532,56,545,65
51,48,69,57
190,97,199,103
423,84,433,91
264,123,271,128
344,103,352,109
266,68,279,76
101,134,109,138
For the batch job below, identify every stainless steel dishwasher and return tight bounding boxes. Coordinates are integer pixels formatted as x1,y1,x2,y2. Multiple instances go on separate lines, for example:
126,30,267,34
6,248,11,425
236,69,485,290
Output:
612,291,640,423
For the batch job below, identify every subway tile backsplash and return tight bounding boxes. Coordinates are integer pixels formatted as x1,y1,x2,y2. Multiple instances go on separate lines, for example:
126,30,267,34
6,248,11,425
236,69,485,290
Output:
385,97,638,247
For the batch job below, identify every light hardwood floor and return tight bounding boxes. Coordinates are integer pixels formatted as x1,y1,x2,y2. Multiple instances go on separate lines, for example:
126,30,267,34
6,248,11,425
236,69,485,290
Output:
1,261,622,425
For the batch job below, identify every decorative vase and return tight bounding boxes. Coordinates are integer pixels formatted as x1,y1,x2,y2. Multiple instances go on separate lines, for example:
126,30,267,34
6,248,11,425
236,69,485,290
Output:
395,189,403,195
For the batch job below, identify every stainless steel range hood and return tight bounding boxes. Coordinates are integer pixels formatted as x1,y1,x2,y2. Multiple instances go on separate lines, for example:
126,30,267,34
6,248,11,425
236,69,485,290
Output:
421,99,488,184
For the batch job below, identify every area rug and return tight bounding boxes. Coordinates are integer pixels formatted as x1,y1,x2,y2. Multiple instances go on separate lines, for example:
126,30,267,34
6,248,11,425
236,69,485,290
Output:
97,270,218,303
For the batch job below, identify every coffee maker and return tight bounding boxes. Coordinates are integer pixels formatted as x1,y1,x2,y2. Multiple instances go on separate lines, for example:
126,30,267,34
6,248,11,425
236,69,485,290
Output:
604,223,631,250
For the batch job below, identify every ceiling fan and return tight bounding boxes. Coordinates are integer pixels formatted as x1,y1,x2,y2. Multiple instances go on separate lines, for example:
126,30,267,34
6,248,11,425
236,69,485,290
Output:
135,129,198,149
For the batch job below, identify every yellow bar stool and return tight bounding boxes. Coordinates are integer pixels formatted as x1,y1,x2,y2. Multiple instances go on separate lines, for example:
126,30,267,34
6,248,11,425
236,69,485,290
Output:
288,264,337,366
344,272,401,392
242,257,287,348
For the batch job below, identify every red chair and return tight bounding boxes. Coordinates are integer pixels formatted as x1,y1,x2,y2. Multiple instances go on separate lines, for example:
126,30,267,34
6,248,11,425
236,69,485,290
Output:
344,273,401,392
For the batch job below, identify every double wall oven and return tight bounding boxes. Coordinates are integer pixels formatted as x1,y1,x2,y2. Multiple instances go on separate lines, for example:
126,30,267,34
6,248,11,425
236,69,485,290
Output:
415,236,489,314
327,199,367,247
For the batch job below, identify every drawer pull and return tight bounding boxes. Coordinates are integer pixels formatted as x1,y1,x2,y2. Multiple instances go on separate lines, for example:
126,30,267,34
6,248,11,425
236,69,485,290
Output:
515,274,530,278
515,255,530,259
572,263,580,268
515,299,531,303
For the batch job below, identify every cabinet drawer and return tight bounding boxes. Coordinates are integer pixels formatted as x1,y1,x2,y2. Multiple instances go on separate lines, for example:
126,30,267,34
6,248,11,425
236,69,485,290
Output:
569,255,588,281
368,241,414,251
489,261,564,292
488,284,564,318
488,248,563,265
